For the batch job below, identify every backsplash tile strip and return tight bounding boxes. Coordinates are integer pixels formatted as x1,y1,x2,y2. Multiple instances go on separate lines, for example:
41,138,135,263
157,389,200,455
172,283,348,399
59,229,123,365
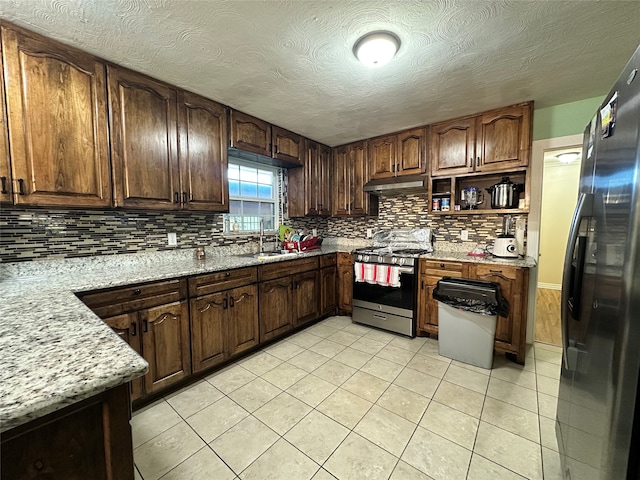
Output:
0,194,526,262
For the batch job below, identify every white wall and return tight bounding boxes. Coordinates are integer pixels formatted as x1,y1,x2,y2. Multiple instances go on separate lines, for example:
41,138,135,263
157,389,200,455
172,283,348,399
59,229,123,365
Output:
538,158,582,287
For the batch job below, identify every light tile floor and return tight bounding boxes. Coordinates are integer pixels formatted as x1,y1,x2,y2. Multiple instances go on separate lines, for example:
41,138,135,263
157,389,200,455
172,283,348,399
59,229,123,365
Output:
132,315,565,480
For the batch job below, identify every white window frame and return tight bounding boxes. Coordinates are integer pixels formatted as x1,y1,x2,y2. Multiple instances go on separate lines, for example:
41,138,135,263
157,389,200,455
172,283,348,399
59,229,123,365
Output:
224,158,281,234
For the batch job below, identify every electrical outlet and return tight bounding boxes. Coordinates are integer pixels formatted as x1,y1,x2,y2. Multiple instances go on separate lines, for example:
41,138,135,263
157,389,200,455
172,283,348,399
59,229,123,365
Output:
366,228,373,239
167,232,177,246
460,229,469,241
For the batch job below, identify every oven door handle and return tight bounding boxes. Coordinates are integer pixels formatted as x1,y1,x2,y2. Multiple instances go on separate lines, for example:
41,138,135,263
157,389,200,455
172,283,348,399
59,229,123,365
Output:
397,266,414,274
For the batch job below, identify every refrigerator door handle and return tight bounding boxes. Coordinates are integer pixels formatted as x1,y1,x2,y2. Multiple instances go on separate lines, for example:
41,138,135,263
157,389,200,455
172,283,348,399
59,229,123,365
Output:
561,192,594,369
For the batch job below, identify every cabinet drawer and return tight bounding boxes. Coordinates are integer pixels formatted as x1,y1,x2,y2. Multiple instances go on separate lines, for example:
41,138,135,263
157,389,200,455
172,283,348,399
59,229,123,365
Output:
474,264,519,281
259,257,320,282
337,252,353,266
320,254,337,268
423,260,464,277
188,267,258,297
79,279,187,318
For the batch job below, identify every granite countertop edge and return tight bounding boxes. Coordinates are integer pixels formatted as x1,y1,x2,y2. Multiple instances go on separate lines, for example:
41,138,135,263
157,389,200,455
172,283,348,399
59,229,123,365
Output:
0,244,535,432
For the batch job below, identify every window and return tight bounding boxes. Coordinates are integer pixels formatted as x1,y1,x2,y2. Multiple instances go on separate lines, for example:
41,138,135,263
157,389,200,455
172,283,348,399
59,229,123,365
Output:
224,159,280,233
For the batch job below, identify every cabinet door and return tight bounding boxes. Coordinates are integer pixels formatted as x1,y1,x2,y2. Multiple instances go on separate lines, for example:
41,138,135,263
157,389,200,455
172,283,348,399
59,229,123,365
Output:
108,66,180,210
475,104,531,172
2,25,111,207
178,91,228,211
320,266,337,317
141,301,191,393
350,141,369,216
429,117,475,177
306,140,321,215
423,276,441,328
259,277,293,342
369,135,397,179
0,51,10,204
398,128,427,175
293,269,319,326
272,125,302,166
337,253,353,314
229,110,271,157
227,284,259,357
318,144,332,216
104,313,144,401
190,293,226,373
332,145,350,216
473,265,517,346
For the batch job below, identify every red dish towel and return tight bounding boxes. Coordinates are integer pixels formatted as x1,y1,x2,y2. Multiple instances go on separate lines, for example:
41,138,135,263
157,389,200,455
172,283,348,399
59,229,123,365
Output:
354,262,365,282
375,265,401,287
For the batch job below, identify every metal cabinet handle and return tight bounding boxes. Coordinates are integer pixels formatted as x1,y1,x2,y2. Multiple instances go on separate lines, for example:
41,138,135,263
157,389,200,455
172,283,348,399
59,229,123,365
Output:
421,280,425,289
489,269,503,274
183,192,187,204
0,177,7,194
440,263,444,268
17,179,25,195
230,296,235,308
133,288,142,295
131,322,137,336
223,298,228,309
143,318,148,332
174,192,179,203
225,272,231,277
476,157,480,167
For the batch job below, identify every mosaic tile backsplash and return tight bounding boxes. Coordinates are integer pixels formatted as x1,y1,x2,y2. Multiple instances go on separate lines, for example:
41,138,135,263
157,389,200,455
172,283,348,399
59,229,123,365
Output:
1,194,525,262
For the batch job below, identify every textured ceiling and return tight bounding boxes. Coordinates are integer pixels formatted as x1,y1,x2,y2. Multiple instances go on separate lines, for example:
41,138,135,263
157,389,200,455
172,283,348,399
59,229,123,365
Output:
1,0,639,146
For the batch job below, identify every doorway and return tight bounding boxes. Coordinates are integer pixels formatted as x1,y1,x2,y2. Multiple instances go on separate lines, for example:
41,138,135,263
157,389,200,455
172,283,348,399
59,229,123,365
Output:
526,134,583,346
535,148,582,344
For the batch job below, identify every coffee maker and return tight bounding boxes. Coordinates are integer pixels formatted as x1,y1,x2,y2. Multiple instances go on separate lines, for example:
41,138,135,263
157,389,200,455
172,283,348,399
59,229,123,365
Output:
461,187,484,209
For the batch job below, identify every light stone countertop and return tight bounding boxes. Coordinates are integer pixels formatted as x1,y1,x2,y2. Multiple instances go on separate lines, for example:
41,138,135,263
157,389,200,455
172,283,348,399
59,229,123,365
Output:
0,240,535,432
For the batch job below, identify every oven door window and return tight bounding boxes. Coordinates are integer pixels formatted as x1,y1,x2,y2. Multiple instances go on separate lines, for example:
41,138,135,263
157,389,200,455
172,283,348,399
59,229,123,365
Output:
353,271,415,311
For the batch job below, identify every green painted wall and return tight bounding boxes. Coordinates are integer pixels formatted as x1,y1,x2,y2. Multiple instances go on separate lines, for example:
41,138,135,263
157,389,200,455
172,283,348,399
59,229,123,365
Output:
533,95,604,141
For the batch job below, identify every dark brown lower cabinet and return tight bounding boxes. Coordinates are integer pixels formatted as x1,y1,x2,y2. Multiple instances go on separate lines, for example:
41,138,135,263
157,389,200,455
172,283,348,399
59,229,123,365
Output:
258,257,321,342
294,269,320,327
1,384,133,480
259,276,294,342
79,280,191,401
337,253,353,314
320,265,337,316
190,284,259,373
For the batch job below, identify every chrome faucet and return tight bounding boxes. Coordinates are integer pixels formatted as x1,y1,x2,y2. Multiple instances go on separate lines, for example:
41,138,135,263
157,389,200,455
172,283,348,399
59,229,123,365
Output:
259,218,265,253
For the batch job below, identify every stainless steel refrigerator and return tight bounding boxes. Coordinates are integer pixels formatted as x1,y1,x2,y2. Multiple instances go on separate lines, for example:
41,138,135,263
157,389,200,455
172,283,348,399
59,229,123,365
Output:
558,43,640,480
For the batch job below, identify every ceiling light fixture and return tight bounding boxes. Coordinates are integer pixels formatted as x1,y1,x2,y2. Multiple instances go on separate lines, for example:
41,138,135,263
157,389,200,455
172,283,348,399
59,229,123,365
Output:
556,152,581,164
353,31,400,67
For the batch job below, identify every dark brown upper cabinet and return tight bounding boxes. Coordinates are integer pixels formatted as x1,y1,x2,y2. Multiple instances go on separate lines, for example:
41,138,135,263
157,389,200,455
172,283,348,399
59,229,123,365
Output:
332,140,377,217
178,92,229,211
272,125,302,166
0,49,11,204
229,109,302,167
2,24,112,207
108,66,180,210
397,127,427,175
369,128,427,180
430,102,532,177
229,110,272,157
369,134,398,179
288,139,331,217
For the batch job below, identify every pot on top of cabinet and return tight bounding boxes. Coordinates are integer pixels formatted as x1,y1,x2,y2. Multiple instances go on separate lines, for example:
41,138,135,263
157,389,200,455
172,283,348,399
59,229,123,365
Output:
486,177,523,209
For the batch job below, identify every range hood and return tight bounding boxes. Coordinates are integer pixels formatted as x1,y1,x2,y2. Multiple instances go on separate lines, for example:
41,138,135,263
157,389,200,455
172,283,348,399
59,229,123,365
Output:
362,174,429,195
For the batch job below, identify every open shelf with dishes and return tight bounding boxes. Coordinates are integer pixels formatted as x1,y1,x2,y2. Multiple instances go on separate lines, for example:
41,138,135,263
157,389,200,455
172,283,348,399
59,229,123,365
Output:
428,169,529,215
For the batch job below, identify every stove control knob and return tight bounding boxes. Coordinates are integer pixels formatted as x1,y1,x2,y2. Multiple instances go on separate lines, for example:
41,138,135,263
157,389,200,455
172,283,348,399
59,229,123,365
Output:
364,255,370,262
378,255,384,263
399,257,406,266
391,257,398,264
357,254,363,262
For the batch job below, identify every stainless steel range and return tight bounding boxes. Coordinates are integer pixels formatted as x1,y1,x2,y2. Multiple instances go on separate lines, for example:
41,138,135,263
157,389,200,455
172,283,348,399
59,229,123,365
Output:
352,229,433,337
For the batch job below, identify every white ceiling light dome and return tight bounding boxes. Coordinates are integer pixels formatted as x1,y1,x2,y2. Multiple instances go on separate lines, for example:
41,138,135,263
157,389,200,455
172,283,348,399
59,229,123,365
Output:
353,31,401,67
556,152,581,163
